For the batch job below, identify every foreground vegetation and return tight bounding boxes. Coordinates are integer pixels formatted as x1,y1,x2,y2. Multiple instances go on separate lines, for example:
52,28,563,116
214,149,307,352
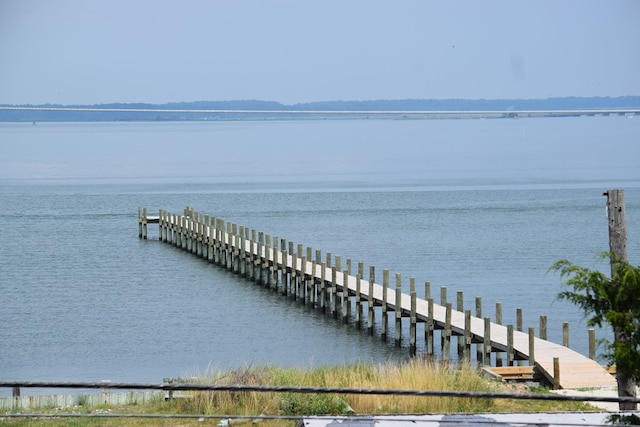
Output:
1,359,595,426
552,256,640,410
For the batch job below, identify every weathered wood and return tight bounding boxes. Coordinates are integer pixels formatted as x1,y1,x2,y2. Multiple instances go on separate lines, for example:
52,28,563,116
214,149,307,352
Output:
463,310,471,363
605,189,627,265
507,324,514,366
476,297,482,364
355,274,362,328
457,291,464,356
604,190,637,410
410,278,417,355
331,266,337,317
273,237,279,289
382,269,389,340
295,257,306,301
443,303,452,358
142,207,147,239
305,257,313,305
529,327,535,366
320,262,327,312
196,219,203,257
342,270,349,323
395,273,402,347
281,247,288,296
495,302,503,367
516,308,523,367
483,366,537,382
426,298,434,355
147,207,617,389
539,315,547,340
265,238,272,285
368,266,375,335
484,317,491,366
310,261,318,305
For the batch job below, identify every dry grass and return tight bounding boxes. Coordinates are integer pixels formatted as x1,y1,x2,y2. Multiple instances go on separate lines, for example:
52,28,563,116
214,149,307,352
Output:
1,359,596,426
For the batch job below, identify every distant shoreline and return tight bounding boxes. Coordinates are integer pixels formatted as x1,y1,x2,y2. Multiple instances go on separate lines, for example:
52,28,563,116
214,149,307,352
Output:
1,96,639,122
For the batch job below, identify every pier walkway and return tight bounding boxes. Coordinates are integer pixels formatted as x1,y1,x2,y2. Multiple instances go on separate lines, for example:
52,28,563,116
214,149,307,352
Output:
138,207,616,390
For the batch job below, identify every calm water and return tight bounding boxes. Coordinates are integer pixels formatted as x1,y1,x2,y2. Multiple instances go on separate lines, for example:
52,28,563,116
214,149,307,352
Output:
1,117,639,395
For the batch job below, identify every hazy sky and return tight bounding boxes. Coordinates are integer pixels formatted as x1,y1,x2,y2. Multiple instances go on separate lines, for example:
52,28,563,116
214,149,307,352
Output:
1,1,639,105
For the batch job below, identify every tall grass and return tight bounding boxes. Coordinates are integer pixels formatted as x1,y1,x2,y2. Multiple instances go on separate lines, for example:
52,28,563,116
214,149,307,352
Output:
180,358,498,416
1,360,596,426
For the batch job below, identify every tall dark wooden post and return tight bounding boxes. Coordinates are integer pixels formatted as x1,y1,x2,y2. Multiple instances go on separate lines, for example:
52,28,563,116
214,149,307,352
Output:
604,189,636,410
605,189,627,266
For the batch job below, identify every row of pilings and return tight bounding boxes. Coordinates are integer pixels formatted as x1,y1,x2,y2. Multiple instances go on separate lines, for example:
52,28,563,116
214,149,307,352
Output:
138,206,600,375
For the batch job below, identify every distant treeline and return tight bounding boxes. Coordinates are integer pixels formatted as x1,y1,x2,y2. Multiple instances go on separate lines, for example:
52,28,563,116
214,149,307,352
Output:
1,96,639,121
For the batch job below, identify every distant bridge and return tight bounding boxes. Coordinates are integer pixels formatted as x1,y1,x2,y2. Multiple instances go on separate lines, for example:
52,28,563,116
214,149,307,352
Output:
0,105,638,117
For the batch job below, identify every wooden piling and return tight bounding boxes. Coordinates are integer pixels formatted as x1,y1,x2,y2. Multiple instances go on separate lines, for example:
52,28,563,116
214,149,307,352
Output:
476,297,482,364
410,279,417,355
320,262,327,312
443,303,452,358
281,245,288,296
529,327,535,366
516,308,523,366
142,207,617,390
368,266,375,335
291,253,298,299
463,310,471,363
142,207,148,239
356,274,362,329
483,317,491,366
395,273,402,348
342,270,349,323
495,302,503,367
457,291,464,356
507,324,514,366
539,315,547,340
331,266,337,318
207,222,215,262
382,269,389,341
426,298,434,355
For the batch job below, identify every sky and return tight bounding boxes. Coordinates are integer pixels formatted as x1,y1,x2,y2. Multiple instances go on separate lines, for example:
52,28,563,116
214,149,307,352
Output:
1,0,639,106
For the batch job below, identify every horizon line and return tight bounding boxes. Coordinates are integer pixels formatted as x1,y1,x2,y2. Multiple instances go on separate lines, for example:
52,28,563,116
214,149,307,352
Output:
0,106,639,116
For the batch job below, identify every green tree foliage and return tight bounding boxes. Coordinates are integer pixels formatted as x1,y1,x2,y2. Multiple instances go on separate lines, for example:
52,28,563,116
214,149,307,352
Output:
551,255,640,410
552,256,640,380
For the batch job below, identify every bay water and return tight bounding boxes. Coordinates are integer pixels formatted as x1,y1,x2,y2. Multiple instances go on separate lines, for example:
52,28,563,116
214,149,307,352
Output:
1,117,639,395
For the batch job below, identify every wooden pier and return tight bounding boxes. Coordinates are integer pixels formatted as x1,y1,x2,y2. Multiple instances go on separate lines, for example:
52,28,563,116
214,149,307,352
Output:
138,207,616,390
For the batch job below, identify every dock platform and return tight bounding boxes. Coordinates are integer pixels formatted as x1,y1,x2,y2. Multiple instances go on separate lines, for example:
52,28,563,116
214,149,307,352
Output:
139,207,616,390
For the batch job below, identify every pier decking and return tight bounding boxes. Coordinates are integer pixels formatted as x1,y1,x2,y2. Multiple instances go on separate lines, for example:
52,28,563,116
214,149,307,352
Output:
138,207,616,390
